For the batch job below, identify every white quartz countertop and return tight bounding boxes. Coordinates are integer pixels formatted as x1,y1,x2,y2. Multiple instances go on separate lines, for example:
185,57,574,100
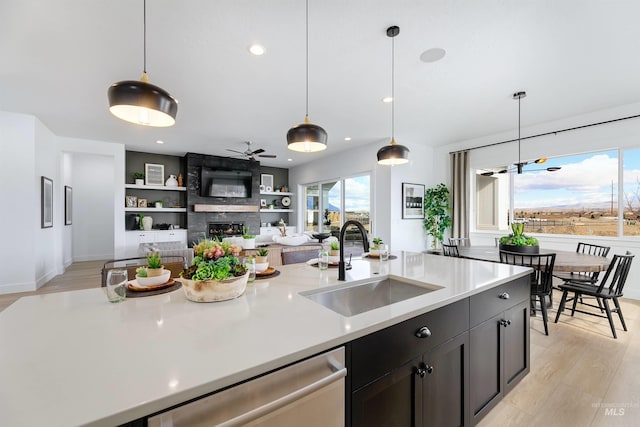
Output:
0,252,530,426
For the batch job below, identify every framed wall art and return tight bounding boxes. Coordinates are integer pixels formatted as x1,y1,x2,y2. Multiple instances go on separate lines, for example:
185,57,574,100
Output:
402,182,425,219
145,163,165,186
41,176,53,228
64,185,72,226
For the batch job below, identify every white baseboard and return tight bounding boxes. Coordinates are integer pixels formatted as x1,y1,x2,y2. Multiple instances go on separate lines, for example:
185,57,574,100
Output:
0,281,36,295
73,253,113,262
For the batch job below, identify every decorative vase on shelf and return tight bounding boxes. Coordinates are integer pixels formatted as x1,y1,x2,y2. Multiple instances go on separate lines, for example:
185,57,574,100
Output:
177,173,183,187
142,216,153,231
166,175,178,187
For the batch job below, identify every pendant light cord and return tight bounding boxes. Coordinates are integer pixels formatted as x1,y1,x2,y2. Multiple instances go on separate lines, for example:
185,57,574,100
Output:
518,94,521,164
143,0,147,74
305,0,309,117
391,31,395,139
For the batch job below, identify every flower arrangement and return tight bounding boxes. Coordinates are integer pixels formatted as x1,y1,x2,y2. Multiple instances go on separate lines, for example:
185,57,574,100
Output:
180,239,247,281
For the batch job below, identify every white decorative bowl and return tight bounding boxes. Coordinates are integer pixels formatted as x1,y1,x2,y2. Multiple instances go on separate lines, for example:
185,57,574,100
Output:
254,262,269,273
136,269,171,286
180,273,249,302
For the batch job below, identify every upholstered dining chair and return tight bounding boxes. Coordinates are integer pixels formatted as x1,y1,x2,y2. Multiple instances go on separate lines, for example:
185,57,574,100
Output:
281,249,320,265
554,252,634,339
499,250,556,336
448,237,471,247
442,243,461,257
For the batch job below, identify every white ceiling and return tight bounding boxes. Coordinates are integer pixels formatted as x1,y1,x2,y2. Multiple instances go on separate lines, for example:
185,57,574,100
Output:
2,0,640,168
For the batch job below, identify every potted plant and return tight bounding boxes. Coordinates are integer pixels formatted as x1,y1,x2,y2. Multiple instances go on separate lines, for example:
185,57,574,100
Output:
242,226,256,249
329,241,340,257
179,239,249,302
132,172,145,185
145,252,164,277
499,222,539,253
155,200,163,208
255,248,269,264
423,183,452,253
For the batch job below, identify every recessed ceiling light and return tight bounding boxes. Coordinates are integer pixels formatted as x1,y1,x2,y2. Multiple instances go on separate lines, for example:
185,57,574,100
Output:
156,140,164,144
287,158,293,162
344,137,352,141
382,97,393,103
249,44,266,56
420,48,446,63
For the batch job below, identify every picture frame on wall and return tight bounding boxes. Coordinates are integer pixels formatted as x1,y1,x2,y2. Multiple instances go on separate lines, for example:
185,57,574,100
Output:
402,182,425,219
41,176,53,228
64,185,72,226
145,163,165,186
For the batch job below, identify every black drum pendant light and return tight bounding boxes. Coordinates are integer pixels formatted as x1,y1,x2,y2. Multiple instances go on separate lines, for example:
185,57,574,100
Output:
377,26,410,165
287,0,327,152
108,0,178,127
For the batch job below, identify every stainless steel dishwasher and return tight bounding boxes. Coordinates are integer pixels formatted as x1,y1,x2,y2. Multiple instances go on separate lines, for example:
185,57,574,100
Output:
147,347,346,427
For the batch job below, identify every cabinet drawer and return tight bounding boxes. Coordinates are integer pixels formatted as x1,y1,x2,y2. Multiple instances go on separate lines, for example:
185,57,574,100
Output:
469,276,529,327
350,298,469,391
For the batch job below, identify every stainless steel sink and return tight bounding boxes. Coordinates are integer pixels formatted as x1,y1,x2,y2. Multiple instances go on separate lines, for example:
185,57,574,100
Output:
301,278,440,316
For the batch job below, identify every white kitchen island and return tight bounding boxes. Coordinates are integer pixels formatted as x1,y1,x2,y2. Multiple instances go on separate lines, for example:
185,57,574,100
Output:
0,252,531,426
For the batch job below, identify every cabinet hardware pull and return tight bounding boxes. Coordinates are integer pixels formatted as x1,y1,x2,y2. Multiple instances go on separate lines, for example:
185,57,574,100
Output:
416,366,427,378
499,319,511,327
499,292,510,300
415,326,432,338
425,364,434,374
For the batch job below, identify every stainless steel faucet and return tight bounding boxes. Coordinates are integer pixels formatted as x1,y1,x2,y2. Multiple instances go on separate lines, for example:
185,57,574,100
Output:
338,220,370,280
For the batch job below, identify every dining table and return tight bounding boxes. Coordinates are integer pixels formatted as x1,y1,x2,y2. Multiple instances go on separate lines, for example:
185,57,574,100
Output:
457,245,610,273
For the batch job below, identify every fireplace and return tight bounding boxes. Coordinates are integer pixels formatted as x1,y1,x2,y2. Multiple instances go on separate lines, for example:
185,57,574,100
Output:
208,222,244,238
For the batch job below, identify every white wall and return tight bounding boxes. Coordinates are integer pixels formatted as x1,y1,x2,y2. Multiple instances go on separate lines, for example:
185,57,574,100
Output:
434,101,640,300
289,141,432,252
61,153,73,267
0,112,37,293
70,153,115,261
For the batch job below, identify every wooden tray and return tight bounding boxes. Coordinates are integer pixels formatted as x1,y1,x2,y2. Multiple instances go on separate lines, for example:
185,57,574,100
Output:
128,278,176,292
125,282,182,298
255,267,280,280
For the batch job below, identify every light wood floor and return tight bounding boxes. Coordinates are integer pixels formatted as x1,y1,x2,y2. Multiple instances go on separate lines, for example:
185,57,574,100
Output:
2,263,639,426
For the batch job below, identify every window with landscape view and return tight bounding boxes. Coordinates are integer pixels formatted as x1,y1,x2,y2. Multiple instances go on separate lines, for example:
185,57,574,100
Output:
476,148,640,237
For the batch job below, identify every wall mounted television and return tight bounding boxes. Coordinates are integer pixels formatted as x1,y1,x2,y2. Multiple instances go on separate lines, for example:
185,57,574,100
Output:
201,167,252,198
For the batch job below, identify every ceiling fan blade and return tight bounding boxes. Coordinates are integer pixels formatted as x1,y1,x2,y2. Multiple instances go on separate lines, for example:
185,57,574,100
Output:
226,149,245,155
251,148,265,155
258,154,277,158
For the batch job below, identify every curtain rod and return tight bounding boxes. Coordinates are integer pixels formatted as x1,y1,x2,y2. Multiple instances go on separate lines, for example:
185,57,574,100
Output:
449,113,640,155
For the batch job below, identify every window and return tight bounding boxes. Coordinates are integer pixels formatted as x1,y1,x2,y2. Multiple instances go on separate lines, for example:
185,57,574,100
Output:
302,174,371,235
477,149,626,237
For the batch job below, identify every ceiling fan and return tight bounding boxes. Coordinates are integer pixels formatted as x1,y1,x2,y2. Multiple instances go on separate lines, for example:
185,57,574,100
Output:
226,141,276,161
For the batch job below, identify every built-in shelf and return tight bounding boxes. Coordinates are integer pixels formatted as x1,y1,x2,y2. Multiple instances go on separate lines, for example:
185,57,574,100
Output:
194,204,260,213
125,207,187,212
259,191,293,196
260,209,293,213
125,184,187,191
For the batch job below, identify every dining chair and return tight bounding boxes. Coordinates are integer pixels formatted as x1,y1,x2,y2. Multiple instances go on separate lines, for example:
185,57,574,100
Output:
448,237,471,247
101,255,187,286
554,252,634,339
551,242,611,309
281,249,321,265
499,250,556,336
442,243,461,257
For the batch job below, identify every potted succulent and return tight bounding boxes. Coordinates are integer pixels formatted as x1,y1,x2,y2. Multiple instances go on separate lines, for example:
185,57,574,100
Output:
255,248,269,264
423,183,452,253
132,172,145,186
242,226,256,249
499,222,539,253
179,239,249,302
145,252,164,277
329,241,340,257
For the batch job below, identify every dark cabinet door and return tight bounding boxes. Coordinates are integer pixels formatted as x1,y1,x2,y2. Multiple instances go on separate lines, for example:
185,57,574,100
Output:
503,300,530,394
351,357,421,427
422,331,470,427
469,313,503,424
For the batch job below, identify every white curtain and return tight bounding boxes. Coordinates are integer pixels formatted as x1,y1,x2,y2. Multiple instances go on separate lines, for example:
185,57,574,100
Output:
451,151,469,239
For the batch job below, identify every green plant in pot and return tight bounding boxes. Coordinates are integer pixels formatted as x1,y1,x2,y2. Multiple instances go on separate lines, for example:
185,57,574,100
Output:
423,183,452,252
145,252,164,277
329,241,340,256
499,222,539,253
132,172,145,185
242,226,256,249
256,248,269,263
